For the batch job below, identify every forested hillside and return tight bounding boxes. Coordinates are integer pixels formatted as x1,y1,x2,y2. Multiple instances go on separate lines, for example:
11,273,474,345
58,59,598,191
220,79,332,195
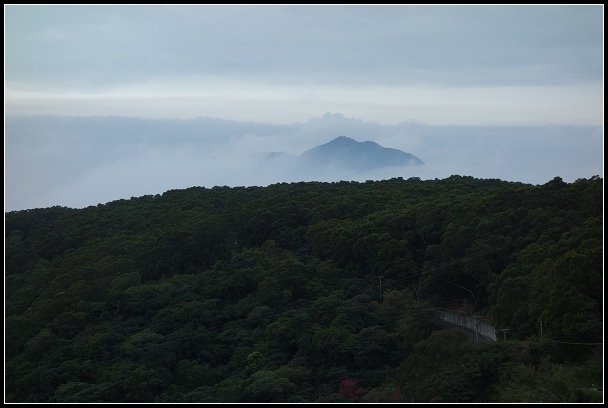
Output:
5,175,603,402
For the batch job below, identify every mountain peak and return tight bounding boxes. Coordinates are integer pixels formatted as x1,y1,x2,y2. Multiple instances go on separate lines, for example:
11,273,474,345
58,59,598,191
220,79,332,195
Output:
300,136,423,171
329,136,379,146
330,135,355,143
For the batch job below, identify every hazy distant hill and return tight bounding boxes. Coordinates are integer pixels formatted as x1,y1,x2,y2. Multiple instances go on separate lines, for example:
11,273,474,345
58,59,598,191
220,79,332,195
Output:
301,136,423,170
267,136,423,174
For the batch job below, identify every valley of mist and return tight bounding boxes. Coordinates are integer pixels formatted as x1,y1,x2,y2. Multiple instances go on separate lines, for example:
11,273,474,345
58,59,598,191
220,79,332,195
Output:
5,112,603,212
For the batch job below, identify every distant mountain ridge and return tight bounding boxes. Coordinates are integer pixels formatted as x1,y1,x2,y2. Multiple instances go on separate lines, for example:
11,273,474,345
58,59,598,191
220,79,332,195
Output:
266,136,422,174
300,136,423,171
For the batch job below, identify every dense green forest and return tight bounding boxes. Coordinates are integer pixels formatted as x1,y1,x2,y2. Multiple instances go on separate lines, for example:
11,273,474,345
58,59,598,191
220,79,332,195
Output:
5,175,603,402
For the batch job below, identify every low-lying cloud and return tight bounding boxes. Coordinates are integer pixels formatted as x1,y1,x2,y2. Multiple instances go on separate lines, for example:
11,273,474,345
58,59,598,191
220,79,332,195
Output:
5,113,603,211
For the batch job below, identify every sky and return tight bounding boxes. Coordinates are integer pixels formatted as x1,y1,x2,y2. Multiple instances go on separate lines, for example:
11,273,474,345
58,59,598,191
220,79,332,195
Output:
5,5,604,125
4,5,605,210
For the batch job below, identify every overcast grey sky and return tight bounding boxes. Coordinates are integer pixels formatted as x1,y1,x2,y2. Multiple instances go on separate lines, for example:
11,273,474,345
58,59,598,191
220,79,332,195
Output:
4,5,604,210
5,5,604,125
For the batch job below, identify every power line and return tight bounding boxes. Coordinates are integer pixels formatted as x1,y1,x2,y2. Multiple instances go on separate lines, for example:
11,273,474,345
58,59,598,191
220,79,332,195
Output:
549,340,603,346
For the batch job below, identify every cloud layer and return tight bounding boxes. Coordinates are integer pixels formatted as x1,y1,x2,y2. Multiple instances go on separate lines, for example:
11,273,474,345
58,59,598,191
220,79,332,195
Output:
6,6,603,88
5,114,603,211
5,6,604,126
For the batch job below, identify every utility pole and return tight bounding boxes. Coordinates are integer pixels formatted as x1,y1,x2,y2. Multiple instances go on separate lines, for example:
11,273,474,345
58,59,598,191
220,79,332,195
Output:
473,314,479,342
412,284,420,303
377,275,384,304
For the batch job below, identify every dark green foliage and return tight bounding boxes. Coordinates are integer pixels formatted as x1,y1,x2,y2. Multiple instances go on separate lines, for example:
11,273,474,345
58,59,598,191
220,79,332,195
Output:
5,176,602,402
395,330,506,402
